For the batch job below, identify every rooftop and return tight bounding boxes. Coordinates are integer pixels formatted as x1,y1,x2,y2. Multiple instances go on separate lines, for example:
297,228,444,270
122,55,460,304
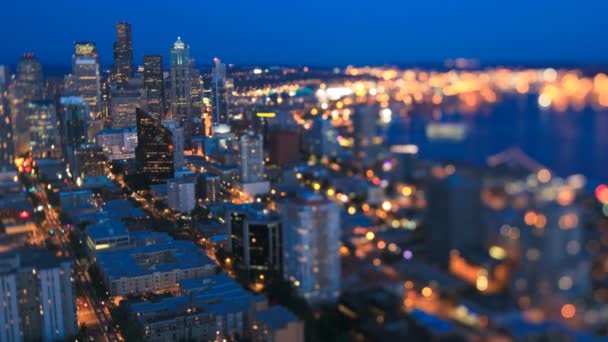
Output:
86,219,129,241
96,240,214,280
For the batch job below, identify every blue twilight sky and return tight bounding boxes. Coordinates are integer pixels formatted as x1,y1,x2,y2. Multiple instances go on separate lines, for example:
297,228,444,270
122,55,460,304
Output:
0,0,607,68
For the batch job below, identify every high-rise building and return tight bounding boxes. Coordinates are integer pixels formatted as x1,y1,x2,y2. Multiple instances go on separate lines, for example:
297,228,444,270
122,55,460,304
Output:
161,118,184,169
15,53,44,101
269,129,301,166
59,96,89,160
167,177,196,213
95,127,138,161
353,106,378,164
72,42,101,118
426,172,483,269
0,65,10,93
27,100,60,158
306,117,338,158
190,62,203,121
109,88,142,129
143,55,165,120
279,190,340,304
73,144,107,180
113,22,134,84
239,131,265,183
196,173,220,203
135,108,175,184
169,37,192,140
13,54,44,155
0,93,14,167
0,248,77,342
210,58,228,124
225,204,283,283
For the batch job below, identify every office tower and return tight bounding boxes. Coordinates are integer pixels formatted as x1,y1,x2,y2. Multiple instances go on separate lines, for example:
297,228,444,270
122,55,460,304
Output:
113,22,134,84
135,108,175,184
512,201,590,305
279,190,340,304
95,127,138,160
169,37,192,140
143,55,165,119
306,116,338,158
269,129,301,166
239,131,265,183
73,144,107,179
27,100,60,159
0,94,14,167
72,42,101,118
15,53,44,101
426,172,483,269
59,96,89,160
109,88,142,128
210,58,228,124
167,178,196,213
196,173,220,202
0,65,9,93
0,248,77,342
225,204,283,283
13,54,44,155
190,62,203,120
161,118,184,169
353,106,378,163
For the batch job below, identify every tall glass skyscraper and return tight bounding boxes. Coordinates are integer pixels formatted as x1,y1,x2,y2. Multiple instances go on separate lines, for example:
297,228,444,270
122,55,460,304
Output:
210,58,228,124
135,108,175,184
27,100,60,159
169,37,192,141
13,54,44,155
143,54,165,120
60,96,89,160
72,42,101,118
113,22,134,84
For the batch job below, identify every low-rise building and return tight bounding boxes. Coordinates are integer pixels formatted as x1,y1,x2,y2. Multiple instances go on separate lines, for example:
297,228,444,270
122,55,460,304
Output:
96,240,215,296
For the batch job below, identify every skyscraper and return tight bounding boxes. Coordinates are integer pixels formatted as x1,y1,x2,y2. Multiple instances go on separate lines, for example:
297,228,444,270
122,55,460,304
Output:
13,54,44,155
135,108,175,184
113,22,134,84
169,37,192,140
143,55,165,119
190,63,203,123
225,204,283,284
210,58,228,124
239,131,265,183
0,93,14,167
279,190,341,304
60,96,89,160
161,118,184,169
426,172,483,269
0,248,77,342
353,105,378,165
167,177,196,213
109,88,142,129
72,42,101,118
27,100,60,159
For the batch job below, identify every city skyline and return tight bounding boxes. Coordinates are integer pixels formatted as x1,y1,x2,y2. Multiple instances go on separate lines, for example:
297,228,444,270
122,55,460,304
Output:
1,0,607,68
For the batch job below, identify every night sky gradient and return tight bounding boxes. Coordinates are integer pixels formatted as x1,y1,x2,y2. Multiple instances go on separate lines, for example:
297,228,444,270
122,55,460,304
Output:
1,0,607,68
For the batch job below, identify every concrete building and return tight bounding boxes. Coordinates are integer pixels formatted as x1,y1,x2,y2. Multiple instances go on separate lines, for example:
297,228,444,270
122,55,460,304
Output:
95,127,138,160
71,42,101,117
27,100,60,158
0,248,77,342
109,88,142,129
278,190,340,304
95,239,215,297
161,118,184,169
169,37,192,140
167,177,196,213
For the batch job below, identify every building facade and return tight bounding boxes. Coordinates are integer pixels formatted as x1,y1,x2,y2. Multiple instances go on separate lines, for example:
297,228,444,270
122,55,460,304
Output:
72,42,101,117
113,22,134,84
135,108,175,184
169,37,192,140
143,55,165,120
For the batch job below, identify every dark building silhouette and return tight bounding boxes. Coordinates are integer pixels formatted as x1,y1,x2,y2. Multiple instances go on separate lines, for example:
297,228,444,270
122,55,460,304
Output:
225,204,282,284
135,108,174,184
425,172,483,268
113,22,134,84
143,55,165,120
0,94,14,167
